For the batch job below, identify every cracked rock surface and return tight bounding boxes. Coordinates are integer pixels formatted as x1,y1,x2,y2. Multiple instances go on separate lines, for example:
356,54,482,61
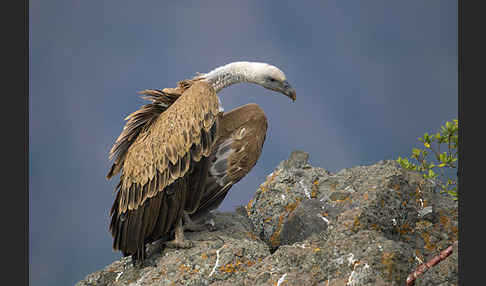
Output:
76,150,458,286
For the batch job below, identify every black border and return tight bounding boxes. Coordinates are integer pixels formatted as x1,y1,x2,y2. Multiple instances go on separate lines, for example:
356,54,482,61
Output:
457,0,463,283
25,0,29,284
459,0,482,285
5,0,28,285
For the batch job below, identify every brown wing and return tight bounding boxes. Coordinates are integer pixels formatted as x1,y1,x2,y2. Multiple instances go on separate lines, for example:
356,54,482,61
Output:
191,103,268,219
106,89,182,179
108,81,221,257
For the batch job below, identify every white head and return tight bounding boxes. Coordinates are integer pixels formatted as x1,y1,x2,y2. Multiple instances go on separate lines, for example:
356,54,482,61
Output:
202,61,296,101
245,62,296,101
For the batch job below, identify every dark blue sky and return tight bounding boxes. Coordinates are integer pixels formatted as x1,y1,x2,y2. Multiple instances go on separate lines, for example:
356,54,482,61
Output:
30,1,457,285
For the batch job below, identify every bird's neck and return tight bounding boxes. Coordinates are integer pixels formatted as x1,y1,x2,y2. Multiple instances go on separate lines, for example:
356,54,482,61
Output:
201,62,263,93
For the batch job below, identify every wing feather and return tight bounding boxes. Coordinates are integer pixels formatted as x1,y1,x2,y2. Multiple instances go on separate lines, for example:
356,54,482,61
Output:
109,81,221,257
201,129,211,156
118,81,219,211
128,185,136,211
140,181,148,205
180,152,190,175
120,212,130,254
132,202,144,253
121,187,129,213
169,159,181,180
146,187,164,239
190,141,203,162
191,103,268,219
107,89,180,179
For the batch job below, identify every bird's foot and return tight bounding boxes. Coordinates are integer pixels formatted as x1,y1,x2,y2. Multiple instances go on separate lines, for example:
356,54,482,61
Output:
131,258,144,268
183,213,217,232
165,238,193,249
165,217,194,249
130,245,148,267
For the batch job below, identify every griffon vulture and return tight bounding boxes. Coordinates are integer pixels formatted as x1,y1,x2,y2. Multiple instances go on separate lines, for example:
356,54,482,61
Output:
107,61,296,264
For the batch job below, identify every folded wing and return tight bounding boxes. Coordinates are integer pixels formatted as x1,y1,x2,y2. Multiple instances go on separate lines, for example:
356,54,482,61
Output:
192,103,268,219
108,81,221,257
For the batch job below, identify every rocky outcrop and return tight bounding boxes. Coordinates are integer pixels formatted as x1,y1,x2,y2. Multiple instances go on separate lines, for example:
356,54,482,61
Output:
76,150,458,286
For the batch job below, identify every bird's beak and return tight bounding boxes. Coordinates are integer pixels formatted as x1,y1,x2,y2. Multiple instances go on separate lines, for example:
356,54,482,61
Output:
283,80,296,101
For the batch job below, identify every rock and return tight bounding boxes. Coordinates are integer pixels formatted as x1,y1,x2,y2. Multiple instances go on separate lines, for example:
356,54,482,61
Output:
76,150,458,286
75,211,270,286
281,150,310,169
279,199,329,246
246,151,331,250
245,151,458,285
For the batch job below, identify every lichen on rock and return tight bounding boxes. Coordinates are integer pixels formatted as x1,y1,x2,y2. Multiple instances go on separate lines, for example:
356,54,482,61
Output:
76,150,458,286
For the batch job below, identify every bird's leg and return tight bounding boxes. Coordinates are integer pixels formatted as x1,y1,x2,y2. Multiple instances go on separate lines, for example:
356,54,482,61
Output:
131,244,149,268
165,217,194,249
182,213,217,232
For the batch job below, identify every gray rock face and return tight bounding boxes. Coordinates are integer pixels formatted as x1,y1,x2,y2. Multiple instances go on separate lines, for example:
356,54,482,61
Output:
76,150,458,286
278,199,329,247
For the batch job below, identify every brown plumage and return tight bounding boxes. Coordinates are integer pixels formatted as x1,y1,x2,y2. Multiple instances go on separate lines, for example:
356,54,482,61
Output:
108,80,220,260
107,62,296,264
190,103,268,219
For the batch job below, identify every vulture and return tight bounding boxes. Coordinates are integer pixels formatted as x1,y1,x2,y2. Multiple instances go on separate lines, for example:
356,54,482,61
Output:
107,61,296,264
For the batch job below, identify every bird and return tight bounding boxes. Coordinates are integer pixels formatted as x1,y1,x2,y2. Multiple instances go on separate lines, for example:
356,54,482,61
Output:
107,61,296,264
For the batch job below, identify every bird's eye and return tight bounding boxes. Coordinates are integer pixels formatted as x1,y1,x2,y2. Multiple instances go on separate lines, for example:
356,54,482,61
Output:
269,78,276,82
